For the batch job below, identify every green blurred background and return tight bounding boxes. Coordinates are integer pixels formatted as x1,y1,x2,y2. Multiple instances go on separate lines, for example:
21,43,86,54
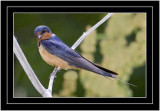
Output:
14,13,146,97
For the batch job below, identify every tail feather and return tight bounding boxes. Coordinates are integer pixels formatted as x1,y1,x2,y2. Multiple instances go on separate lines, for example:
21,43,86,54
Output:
80,56,118,78
94,63,118,75
93,63,118,78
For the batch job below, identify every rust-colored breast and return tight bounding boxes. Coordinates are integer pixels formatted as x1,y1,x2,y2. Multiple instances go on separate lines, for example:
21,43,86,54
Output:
37,32,52,41
41,32,52,40
39,44,72,70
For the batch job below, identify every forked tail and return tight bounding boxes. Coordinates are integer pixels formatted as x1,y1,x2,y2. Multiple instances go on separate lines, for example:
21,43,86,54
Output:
92,64,137,87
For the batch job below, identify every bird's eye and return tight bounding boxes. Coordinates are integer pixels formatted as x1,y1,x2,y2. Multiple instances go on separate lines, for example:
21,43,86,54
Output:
42,28,46,34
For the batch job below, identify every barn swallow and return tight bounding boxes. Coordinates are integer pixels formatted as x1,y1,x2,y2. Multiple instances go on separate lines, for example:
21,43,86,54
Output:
34,25,118,78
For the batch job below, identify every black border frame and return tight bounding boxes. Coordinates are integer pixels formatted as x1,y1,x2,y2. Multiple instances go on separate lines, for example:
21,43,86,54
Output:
1,1,159,110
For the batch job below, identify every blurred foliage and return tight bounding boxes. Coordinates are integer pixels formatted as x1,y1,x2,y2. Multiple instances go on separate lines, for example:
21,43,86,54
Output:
14,13,146,97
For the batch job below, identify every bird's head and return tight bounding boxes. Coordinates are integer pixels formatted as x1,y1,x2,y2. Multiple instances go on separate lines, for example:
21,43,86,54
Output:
34,25,52,40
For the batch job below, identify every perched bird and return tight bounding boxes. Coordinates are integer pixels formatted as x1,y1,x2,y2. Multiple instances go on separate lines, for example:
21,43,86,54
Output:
34,25,118,78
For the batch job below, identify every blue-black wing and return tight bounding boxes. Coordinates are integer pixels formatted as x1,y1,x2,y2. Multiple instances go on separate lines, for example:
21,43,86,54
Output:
40,35,118,78
40,36,81,61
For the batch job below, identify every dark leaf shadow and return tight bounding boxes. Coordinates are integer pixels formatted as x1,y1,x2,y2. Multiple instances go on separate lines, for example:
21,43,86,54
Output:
74,70,85,97
94,40,103,64
128,63,145,97
125,27,141,46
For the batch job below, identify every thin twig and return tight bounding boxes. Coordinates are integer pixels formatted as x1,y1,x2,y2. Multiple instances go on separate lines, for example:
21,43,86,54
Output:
48,67,60,94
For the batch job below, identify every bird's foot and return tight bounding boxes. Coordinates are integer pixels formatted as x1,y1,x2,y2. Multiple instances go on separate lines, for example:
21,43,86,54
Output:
49,67,60,79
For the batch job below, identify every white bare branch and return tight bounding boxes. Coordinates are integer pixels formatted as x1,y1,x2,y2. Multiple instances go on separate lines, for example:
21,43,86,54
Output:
13,36,52,97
